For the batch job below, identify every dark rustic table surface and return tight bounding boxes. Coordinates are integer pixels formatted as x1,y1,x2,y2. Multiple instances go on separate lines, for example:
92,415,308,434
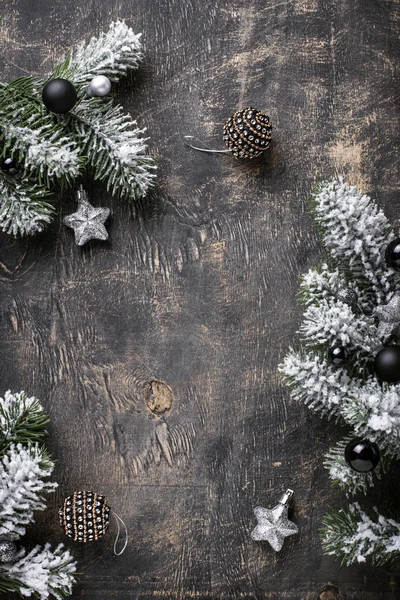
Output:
1,1,400,599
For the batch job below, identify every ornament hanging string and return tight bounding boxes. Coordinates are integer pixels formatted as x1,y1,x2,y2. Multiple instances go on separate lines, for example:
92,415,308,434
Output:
184,135,230,154
112,512,128,556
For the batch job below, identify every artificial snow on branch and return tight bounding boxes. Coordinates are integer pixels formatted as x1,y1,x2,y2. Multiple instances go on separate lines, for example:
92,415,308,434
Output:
321,503,400,566
0,443,56,539
1,544,76,599
54,21,143,85
70,97,155,199
280,179,400,564
0,21,155,236
0,391,76,598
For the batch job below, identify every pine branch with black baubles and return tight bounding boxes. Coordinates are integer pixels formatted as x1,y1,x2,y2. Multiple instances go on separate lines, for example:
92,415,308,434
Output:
0,21,156,236
279,179,400,566
0,391,76,599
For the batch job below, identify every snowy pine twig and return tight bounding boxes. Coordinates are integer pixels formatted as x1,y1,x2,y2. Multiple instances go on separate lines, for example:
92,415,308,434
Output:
0,21,155,236
0,391,76,598
279,180,400,564
54,20,143,85
322,503,400,566
0,544,76,599
0,443,56,539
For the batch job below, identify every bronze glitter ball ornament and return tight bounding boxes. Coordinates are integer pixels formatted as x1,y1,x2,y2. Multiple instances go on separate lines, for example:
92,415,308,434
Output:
223,107,272,159
59,490,111,543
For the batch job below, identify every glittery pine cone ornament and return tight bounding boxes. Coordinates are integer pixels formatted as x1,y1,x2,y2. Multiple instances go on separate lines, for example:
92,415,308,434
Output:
59,491,111,542
223,107,272,159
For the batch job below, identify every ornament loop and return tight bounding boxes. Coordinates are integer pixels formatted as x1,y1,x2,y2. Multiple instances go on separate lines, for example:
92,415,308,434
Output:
183,136,231,154
112,511,128,556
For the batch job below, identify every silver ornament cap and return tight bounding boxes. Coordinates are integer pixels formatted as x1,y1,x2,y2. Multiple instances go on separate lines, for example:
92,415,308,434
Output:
0,540,19,563
251,488,298,551
89,75,112,97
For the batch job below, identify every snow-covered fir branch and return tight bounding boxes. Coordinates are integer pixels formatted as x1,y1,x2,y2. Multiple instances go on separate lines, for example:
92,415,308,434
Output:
311,179,398,303
299,264,342,306
0,391,50,454
321,503,400,566
280,350,400,459
0,179,54,235
0,22,154,236
55,21,143,87
282,180,400,565
70,98,156,199
0,543,76,600
0,443,56,539
280,350,353,417
1,122,82,183
300,299,379,358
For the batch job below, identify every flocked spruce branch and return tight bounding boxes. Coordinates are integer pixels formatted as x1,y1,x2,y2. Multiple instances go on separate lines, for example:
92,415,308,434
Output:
279,179,400,564
0,21,155,236
0,443,56,539
68,97,155,199
53,20,144,85
0,390,50,454
0,391,76,598
321,503,400,566
0,544,76,599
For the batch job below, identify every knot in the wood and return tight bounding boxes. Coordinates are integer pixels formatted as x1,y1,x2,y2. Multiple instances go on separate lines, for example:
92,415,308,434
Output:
317,583,345,600
144,379,174,415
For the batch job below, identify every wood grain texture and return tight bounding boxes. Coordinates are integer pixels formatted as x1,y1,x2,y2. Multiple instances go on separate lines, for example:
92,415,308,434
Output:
1,0,400,598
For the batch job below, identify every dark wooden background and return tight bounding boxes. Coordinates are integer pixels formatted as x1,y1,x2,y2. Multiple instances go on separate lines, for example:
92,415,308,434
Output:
1,1,400,598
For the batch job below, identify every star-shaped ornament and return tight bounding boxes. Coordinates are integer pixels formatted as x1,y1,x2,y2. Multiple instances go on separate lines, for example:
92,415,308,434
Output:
64,186,110,246
251,489,298,551
375,294,400,341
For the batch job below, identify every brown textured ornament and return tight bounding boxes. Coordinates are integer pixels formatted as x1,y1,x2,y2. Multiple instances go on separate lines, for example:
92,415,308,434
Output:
59,490,111,543
223,107,272,159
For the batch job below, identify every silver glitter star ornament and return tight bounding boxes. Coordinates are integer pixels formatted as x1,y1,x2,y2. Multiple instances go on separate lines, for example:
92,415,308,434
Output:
375,293,400,340
0,540,19,563
337,287,359,313
64,186,110,246
251,489,298,551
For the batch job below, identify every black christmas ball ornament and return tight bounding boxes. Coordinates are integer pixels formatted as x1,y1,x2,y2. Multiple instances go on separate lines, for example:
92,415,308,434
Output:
329,345,348,367
385,238,400,270
1,157,19,175
374,346,400,383
42,78,77,114
59,490,111,542
345,438,380,473
223,107,272,159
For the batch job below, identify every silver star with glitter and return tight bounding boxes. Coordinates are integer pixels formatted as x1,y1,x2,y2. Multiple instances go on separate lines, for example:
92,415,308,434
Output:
64,186,110,246
375,294,400,340
337,287,359,313
0,540,18,563
251,489,298,551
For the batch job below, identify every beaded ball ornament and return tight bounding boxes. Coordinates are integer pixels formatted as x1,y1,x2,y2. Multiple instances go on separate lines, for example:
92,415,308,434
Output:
59,491,111,543
223,107,272,159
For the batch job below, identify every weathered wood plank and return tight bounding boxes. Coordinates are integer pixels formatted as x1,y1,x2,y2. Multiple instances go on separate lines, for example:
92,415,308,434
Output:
1,0,400,598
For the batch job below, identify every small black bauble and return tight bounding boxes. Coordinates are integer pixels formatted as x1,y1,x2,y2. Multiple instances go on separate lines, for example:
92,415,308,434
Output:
42,78,77,114
1,157,19,175
345,438,380,473
374,346,400,383
385,238,400,270
329,345,347,367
